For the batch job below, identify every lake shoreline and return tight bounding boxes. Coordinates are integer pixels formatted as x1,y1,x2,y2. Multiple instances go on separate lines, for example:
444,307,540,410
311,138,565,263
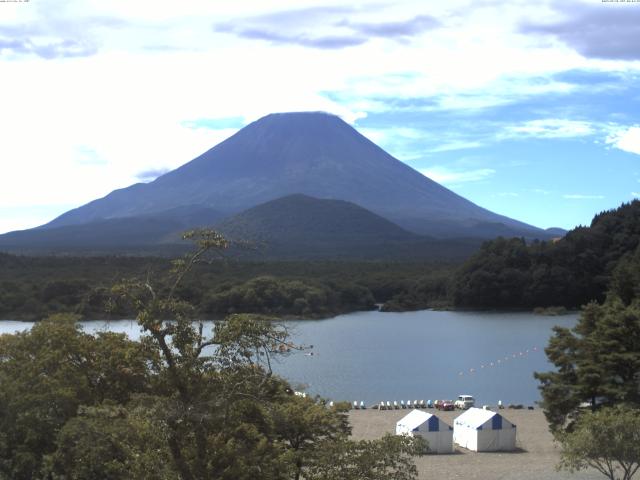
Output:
0,305,579,323
2,311,580,406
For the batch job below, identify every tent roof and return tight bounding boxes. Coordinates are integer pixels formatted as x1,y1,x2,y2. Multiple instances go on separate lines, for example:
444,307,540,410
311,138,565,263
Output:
454,407,500,429
396,410,433,431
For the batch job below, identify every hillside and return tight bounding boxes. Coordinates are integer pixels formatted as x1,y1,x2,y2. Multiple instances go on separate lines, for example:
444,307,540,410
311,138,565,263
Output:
0,206,223,255
215,194,480,260
451,200,640,309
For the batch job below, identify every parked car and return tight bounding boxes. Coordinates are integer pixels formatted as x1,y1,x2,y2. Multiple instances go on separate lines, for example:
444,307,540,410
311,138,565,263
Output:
455,395,475,410
435,399,455,411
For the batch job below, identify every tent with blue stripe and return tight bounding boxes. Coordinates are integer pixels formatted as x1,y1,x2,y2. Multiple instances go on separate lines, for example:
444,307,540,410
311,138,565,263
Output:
395,410,453,453
453,407,516,452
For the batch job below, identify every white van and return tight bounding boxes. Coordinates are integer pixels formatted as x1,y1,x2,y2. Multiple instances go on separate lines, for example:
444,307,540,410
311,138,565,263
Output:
455,395,475,410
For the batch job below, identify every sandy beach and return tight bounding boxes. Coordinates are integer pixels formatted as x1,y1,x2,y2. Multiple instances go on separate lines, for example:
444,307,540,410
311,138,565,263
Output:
349,408,603,480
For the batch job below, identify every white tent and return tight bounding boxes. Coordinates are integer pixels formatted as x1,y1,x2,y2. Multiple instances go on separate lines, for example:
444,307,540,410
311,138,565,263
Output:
395,410,453,454
453,407,516,452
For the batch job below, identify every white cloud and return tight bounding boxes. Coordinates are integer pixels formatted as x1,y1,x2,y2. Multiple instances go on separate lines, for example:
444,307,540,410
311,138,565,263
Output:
358,126,426,160
502,119,595,139
632,192,640,198
0,0,638,233
419,167,496,185
429,141,484,153
563,194,605,200
605,126,640,155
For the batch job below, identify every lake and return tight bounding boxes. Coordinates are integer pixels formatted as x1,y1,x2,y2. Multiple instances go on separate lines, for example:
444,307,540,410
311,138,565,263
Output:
0,310,578,406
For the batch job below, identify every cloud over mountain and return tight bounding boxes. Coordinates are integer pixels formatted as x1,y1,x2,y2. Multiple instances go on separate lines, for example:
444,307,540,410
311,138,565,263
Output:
214,7,440,49
521,3,640,60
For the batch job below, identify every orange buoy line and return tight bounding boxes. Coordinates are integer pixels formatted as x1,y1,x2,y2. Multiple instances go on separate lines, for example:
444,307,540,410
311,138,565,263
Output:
457,346,540,376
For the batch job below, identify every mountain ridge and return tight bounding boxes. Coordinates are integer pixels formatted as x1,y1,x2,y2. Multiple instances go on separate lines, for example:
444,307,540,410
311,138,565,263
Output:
0,194,482,260
42,112,549,239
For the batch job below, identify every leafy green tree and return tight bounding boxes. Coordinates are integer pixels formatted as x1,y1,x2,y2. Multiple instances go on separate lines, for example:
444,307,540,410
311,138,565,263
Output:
557,406,640,480
270,397,351,480
107,229,424,480
0,314,155,480
105,231,339,479
535,299,640,432
45,402,173,480
304,434,426,480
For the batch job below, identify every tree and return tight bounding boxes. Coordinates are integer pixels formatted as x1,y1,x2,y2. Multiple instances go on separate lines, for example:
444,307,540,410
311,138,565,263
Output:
303,434,426,480
535,299,640,433
0,314,155,480
45,402,174,480
106,231,297,480
270,396,351,480
105,229,424,480
557,406,640,480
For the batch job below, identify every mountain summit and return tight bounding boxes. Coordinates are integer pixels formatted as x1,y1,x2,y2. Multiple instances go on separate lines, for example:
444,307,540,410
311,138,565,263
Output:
37,112,544,240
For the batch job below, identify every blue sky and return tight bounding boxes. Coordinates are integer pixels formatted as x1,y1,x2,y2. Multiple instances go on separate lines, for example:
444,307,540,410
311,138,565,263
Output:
1,0,639,233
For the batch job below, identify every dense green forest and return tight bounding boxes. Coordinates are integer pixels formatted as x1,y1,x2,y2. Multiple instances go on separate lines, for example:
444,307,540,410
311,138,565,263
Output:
384,200,640,312
451,200,640,309
0,254,454,320
2,200,640,320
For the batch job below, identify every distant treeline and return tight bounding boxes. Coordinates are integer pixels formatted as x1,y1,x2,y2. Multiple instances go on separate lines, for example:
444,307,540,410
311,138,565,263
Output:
451,200,640,309
3,200,640,320
0,255,454,320
385,200,640,311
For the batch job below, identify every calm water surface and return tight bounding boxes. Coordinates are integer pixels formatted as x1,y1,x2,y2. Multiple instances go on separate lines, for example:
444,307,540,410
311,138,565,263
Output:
1,310,578,406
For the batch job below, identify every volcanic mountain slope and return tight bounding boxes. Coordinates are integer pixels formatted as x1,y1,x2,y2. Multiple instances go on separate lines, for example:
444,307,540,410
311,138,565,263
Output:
39,111,549,239
0,206,223,255
0,195,481,259
215,194,480,260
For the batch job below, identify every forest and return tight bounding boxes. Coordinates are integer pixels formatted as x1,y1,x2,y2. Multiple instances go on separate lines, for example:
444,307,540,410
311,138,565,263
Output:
386,200,640,312
2,200,640,321
0,254,452,320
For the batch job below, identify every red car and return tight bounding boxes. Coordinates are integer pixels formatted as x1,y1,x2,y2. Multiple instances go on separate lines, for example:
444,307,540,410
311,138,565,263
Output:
435,399,455,411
